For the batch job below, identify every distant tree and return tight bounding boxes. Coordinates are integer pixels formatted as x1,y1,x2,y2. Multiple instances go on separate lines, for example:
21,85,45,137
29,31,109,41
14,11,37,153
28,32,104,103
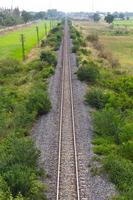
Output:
13,7,20,17
21,11,31,23
105,14,114,24
34,11,46,20
93,13,101,22
119,13,125,20
113,12,119,19
47,9,58,18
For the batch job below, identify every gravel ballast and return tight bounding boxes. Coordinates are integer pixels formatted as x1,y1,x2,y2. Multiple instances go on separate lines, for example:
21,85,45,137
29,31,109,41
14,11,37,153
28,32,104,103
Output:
32,36,118,199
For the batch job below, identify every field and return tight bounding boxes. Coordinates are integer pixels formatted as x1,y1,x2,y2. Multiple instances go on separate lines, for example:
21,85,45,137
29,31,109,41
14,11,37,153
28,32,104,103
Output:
0,20,52,61
74,19,133,74
113,19,133,29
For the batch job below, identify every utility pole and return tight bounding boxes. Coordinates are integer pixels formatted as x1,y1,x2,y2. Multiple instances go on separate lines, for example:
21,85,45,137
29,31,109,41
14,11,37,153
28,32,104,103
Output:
20,34,25,61
45,23,47,36
36,26,39,46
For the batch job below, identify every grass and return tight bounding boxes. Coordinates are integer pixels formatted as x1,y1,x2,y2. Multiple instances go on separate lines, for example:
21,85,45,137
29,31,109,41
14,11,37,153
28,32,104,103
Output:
100,35,133,73
0,20,53,61
74,20,133,74
72,21,133,199
0,22,63,199
113,19,133,29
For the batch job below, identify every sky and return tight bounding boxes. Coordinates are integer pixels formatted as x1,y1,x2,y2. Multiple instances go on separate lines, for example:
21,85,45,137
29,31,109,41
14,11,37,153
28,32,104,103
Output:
0,0,133,12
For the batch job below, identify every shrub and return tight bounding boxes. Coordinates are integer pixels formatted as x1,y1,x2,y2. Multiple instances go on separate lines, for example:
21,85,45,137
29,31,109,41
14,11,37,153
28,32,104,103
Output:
0,59,20,77
40,50,57,66
107,92,133,112
119,141,133,161
26,82,51,115
0,176,11,200
27,60,45,71
41,66,55,79
79,48,91,56
77,61,100,83
87,33,99,42
41,23,63,51
14,103,36,130
93,108,122,144
119,122,133,143
104,154,133,191
85,87,112,109
108,76,133,96
0,135,39,173
0,134,46,199
4,164,46,199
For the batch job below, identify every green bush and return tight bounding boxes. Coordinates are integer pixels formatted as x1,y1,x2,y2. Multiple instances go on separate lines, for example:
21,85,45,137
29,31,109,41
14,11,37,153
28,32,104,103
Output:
104,154,133,191
0,134,46,199
26,82,51,115
107,92,133,112
119,141,133,161
4,165,46,199
27,60,45,71
41,23,63,51
93,108,122,144
77,61,100,83
41,66,55,79
108,76,133,96
40,50,57,66
85,87,112,109
0,135,39,173
0,59,20,77
0,176,11,200
119,122,133,143
79,48,91,56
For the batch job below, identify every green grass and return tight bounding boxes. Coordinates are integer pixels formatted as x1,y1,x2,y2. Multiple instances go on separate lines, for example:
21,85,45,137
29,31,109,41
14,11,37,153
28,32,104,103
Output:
0,20,52,61
113,19,133,29
74,20,133,74
100,35,133,74
72,23,133,199
0,22,63,199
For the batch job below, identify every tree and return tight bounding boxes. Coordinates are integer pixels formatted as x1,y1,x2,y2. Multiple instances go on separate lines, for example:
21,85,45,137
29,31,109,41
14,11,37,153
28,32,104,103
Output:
119,13,125,20
105,14,114,24
34,11,46,20
21,11,31,23
93,13,101,22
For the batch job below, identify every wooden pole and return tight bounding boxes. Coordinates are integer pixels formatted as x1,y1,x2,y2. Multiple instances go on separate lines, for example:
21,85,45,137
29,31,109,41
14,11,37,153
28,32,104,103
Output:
45,23,47,36
36,26,39,46
20,34,25,61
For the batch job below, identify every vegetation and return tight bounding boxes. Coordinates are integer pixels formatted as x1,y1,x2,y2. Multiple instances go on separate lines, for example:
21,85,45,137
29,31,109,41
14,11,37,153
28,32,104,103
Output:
0,20,53,61
41,22,63,51
0,22,63,199
85,87,112,109
74,20,133,74
0,8,64,27
71,22,133,199
93,13,101,22
77,61,100,83
105,14,115,24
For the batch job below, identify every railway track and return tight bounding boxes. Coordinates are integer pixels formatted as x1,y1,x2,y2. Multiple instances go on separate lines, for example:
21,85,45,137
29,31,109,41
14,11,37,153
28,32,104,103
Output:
56,20,80,200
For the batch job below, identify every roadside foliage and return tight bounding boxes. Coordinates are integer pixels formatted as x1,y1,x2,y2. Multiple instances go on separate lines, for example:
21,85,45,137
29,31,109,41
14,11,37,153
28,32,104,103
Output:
0,22,63,199
70,20,133,199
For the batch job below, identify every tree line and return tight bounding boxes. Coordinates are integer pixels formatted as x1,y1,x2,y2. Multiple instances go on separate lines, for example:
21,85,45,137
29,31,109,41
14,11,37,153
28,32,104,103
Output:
92,12,131,23
0,8,64,27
